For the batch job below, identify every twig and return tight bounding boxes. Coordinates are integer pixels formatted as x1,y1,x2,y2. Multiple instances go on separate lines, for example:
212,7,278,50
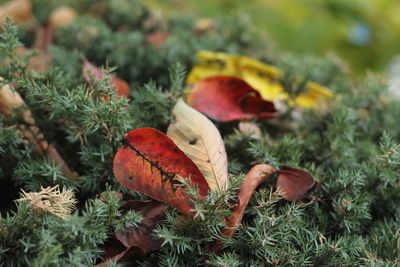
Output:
0,78,78,180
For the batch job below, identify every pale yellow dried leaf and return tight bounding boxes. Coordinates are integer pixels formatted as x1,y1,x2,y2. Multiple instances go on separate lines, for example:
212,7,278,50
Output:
167,99,229,191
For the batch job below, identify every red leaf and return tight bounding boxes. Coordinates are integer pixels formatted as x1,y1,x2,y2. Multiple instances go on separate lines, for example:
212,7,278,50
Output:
81,56,129,98
113,128,209,215
276,166,316,201
223,164,276,237
187,75,278,121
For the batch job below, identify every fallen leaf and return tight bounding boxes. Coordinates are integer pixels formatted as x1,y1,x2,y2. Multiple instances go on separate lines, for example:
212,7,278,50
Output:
211,164,276,253
96,237,144,267
276,166,315,201
115,200,166,254
167,99,229,191
113,128,209,215
187,51,334,108
291,81,334,108
222,164,276,238
187,75,278,121
237,55,284,101
97,200,166,266
81,56,129,98
186,51,237,85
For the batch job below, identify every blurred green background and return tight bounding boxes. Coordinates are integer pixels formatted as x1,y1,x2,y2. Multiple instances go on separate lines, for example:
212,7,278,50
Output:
149,0,400,76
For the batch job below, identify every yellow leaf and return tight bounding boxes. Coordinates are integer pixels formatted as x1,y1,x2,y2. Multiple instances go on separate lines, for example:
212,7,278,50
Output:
293,81,334,108
187,51,335,108
237,55,285,101
187,51,237,84
167,99,229,191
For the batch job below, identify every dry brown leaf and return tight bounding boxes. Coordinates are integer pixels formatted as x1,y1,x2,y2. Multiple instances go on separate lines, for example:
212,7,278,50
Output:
223,164,276,237
96,238,143,267
276,166,315,201
211,164,276,253
115,200,166,254
167,99,229,191
96,200,166,266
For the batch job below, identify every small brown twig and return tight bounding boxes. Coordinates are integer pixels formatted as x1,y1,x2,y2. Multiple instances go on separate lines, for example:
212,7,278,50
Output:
0,78,78,180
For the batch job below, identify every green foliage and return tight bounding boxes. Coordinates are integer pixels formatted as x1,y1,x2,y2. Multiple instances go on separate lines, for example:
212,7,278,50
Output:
0,0,399,266
13,157,75,191
0,17,28,81
52,4,268,88
0,187,142,266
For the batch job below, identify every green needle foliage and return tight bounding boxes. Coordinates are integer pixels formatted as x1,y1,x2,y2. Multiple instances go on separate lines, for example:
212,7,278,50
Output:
0,1,399,266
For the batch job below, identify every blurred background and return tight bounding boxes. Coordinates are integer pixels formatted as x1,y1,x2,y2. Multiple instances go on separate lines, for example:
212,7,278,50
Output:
149,0,400,80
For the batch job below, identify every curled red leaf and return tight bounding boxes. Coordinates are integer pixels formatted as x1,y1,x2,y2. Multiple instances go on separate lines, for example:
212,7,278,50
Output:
211,164,276,253
113,128,209,215
222,164,276,238
276,166,316,201
187,75,278,122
